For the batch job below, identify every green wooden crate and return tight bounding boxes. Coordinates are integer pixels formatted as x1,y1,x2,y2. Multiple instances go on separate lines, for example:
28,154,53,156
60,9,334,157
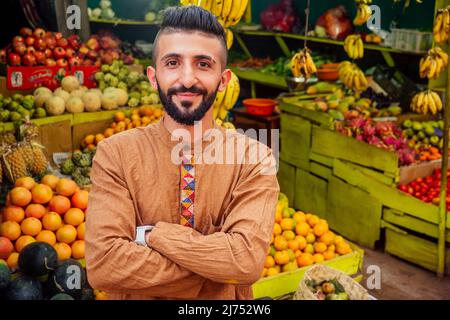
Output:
252,242,364,299
384,223,450,274
309,152,334,167
309,161,333,180
294,168,328,218
278,160,296,208
311,126,399,175
279,102,334,129
327,175,382,249
280,113,311,171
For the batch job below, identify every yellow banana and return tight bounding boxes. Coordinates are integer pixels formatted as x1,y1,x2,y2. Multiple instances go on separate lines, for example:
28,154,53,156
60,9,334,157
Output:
229,0,249,26
224,0,242,27
426,92,437,115
430,91,443,111
213,105,220,119
222,73,236,110
199,0,213,10
434,12,443,34
225,28,234,49
214,87,226,107
228,73,240,110
218,104,229,120
211,0,224,17
220,0,233,22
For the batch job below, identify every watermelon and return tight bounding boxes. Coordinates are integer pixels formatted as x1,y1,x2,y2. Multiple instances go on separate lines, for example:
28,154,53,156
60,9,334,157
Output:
50,293,75,300
47,259,87,299
4,275,43,300
18,242,58,277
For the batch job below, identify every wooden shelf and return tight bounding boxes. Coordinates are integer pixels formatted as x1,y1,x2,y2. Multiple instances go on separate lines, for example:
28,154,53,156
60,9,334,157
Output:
229,66,287,90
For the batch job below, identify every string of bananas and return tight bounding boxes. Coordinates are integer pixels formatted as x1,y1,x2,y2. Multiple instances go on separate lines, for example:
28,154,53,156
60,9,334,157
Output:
291,48,317,78
410,90,443,115
339,61,368,91
353,3,372,26
419,47,448,79
213,71,240,121
433,7,450,44
215,118,236,130
344,35,364,59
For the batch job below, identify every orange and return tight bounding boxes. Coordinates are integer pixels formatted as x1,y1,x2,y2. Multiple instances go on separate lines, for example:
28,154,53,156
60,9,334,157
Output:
95,134,105,145
273,223,282,236
274,250,290,265
14,235,35,253
270,234,274,244
328,244,336,253
42,212,62,231
264,255,275,268
56,179,77,197
273,235,288,251
64,208,85,226
56,225,77,244
71,240,85,259
31,184,53,204
320,231,336,246
294,250,302,258
287,249,296,261
25,203,47,219
297,253,314,267
313,253,325,264
266,267,279,277
313,222,329,237
336,243,352,255
274,210,282,224
41,175,60,190
114,111,125,122
0,221,21,241
104,128,115,138
287,239,300,251
6,252,19,270
261,268,268,278
295,221,310,236
282,230,296,241
21,217,42,236
280,218,295,231
14,177,36,190
305,213,312,220
295,236,307,250
36,230,56,246
307,214,320,227
48,195,71,215
0,236,14,259
323,250,336,260
305,233,316,244
9,187,32,207
72,190,89,210
293,211,306,223
313,242,327,254
84,135,95,146
334,235,345,246
304,243,315,255
268,245,276,257
53,242,72,261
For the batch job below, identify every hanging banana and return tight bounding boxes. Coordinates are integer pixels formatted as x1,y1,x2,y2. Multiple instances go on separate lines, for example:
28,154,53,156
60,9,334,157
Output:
291,48,317,79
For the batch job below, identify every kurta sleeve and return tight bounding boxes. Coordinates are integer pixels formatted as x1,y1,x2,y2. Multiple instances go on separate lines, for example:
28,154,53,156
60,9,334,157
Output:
85,140,205,298
148,150,279,285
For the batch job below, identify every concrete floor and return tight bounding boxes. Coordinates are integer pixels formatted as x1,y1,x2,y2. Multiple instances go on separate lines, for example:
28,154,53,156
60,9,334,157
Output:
359,247,450,300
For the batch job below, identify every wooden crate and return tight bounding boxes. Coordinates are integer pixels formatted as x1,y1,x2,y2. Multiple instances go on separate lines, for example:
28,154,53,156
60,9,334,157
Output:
384,223,450,273
252,242,364,299
280,113,311,171
294,168,328,218
278,160,296,208
279,102,334,129
327,175,383,248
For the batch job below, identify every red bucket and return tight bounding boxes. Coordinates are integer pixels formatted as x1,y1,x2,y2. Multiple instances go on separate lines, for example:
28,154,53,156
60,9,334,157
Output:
243,98,277,116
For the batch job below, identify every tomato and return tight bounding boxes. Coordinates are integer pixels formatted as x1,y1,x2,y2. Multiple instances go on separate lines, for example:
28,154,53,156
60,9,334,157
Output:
416,178,423,183
414,192,422,198
425,176,433,184
408,187,414,194
399,185,408,192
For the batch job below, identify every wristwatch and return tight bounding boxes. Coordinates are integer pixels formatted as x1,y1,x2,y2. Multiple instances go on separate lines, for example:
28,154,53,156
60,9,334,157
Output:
135,225,154,247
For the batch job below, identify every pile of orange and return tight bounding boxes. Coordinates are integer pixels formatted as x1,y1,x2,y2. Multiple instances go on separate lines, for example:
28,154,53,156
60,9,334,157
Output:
261,194,353,278
0,175,88,271
81,106,164,149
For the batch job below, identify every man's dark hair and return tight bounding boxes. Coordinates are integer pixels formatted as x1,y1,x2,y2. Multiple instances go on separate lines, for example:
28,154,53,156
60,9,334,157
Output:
152,5,228,67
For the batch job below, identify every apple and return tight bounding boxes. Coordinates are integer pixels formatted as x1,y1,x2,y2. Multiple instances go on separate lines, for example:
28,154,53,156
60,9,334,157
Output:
44,31,53,38
45,37,56,49
57,38,69,49
55,32,63,40
33,28,46,38
110,51,120,61
87,50,98,60
53,47,66,60
68,35,80,50
45,58,56,67
69,57,81,66
13,36,24,46
44,48,53,58
22,53,36,66
20,28,33,37
79,44,89,55
26,47,36,55
25,36,35,47
34,37,46,51
56,58,68,67
14,44,27,56
33,51,46,65
8,53,21,66
87,37,100,51
65,48,75,58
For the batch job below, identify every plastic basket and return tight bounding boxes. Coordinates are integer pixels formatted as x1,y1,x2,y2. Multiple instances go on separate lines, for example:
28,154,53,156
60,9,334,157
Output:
391,28,432,53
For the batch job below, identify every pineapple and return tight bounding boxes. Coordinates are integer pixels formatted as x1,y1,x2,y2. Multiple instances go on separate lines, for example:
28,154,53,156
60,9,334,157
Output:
16,143,34,172
30,144,48,175
0,131,16,145
3,145,28,183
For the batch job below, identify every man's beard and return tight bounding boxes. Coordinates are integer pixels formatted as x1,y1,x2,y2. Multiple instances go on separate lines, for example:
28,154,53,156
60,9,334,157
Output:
157,80,219,126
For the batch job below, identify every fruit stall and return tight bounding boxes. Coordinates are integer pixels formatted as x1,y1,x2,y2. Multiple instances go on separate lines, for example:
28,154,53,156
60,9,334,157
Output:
0,0,449,301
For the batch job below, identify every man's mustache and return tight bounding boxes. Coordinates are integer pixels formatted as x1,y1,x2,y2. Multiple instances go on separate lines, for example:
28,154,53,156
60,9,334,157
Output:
167,86,207,96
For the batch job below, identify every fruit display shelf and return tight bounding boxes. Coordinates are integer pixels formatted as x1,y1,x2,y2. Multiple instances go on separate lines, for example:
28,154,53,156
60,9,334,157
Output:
252,241,364,299
89,18,159,27
229,66,287,90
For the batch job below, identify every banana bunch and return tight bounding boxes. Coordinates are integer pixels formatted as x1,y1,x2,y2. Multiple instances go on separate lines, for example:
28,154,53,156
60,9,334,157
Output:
181,0,249,28
213,71,240,121
353,3,372,26
344,35,364,59
419,47,448,79
291,48,317,78
225,28,234,49
215,118,236,130
339,61,369,91
410,90,443,115
433,7,450,44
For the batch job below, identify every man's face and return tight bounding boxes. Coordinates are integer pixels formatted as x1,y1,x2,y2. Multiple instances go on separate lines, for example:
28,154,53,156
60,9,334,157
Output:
148,31,231,125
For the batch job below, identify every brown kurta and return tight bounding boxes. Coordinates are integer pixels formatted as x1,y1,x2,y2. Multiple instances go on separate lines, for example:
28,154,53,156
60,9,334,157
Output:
85,119,279,300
